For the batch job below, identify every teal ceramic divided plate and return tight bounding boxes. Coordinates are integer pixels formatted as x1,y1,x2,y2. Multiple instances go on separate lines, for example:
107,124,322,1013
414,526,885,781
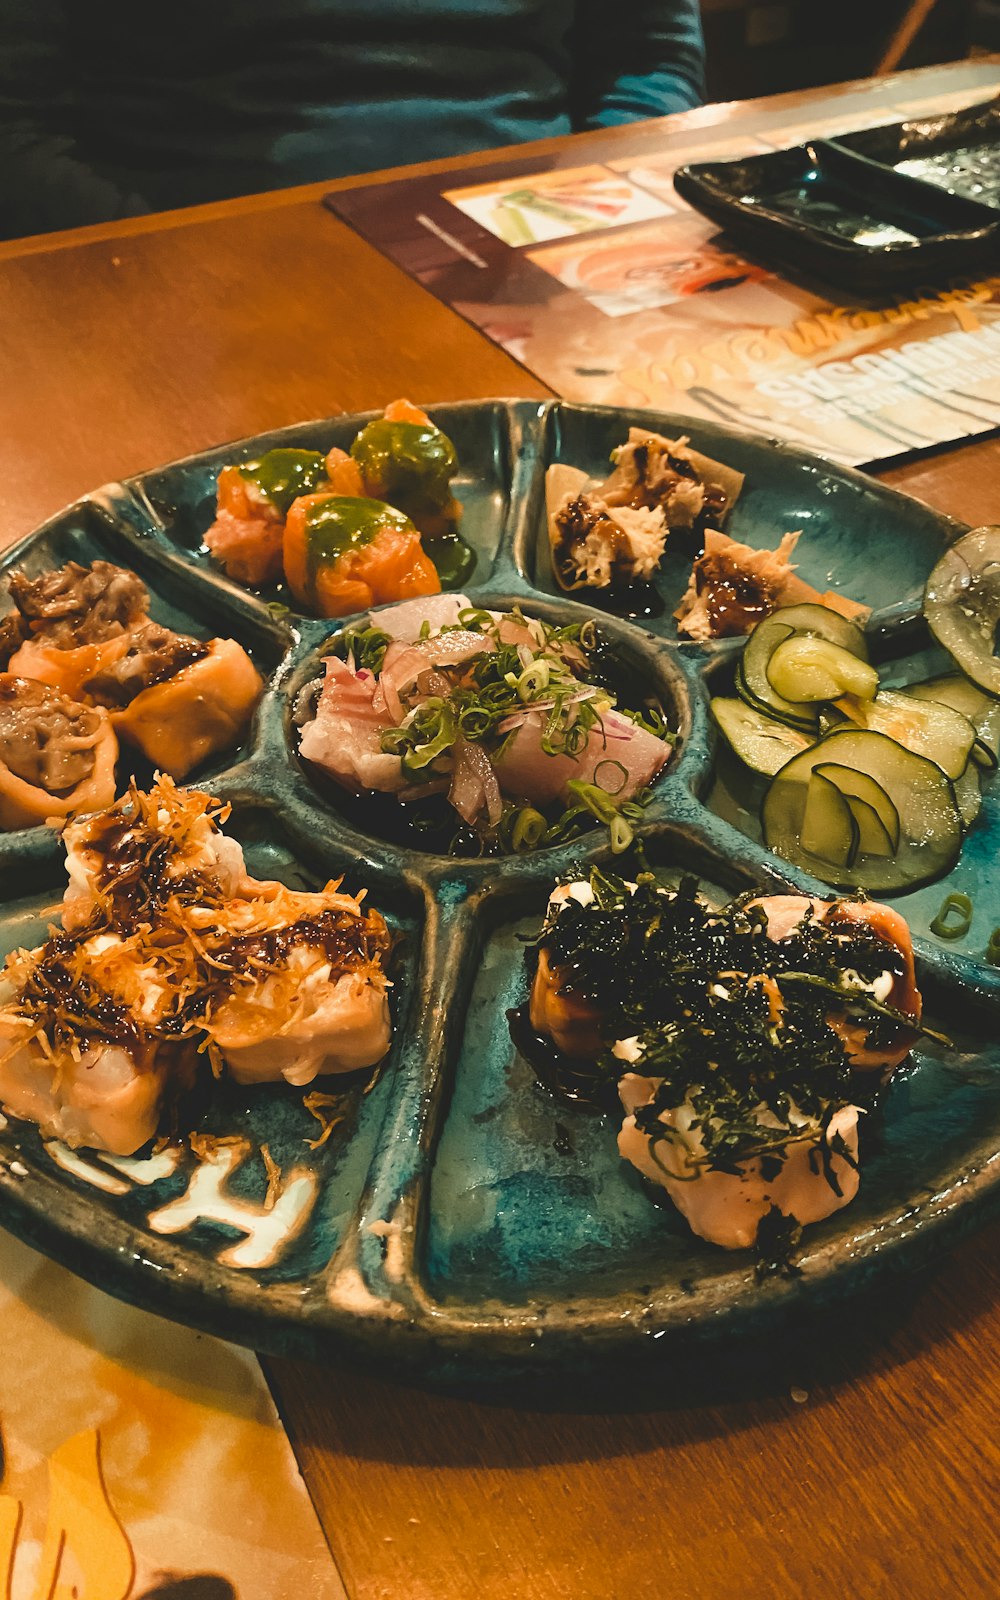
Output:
1,400,998,1389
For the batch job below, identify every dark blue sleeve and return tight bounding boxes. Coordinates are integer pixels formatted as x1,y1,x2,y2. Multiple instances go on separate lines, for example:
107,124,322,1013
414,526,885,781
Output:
0,0,148,240
571,0,706,129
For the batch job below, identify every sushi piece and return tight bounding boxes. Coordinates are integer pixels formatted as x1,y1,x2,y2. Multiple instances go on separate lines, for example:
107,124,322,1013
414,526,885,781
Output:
194,879,392,1085
106,634,263,779
349,400,461,539
204,467,286,587
0,675,118,829
0,777,394,1154
61,774,249,931
0,927,187,1155
282,494,440,617
523,872,923,1251
616,1076,861,1249
750,893,921,1071
675,529,869,641
205,448,330,587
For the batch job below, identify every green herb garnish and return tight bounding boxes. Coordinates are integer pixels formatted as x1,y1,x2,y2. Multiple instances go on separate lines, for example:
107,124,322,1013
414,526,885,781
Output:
334,607,667,855
930,892,973,940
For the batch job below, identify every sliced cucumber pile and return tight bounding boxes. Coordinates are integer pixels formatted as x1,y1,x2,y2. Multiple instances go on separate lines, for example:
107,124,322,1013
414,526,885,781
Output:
710,598,992,895
763,730,962,892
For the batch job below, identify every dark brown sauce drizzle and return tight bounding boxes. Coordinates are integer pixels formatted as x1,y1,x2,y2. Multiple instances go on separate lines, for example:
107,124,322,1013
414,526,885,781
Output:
18,931,145,1054
85,814,217,927
695,554,775,637
200,908,390,988
507,1004,620,1115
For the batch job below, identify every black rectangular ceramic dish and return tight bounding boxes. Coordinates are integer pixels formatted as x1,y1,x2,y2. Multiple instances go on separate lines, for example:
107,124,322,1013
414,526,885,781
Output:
673,137,1000,294
837,96,1000,210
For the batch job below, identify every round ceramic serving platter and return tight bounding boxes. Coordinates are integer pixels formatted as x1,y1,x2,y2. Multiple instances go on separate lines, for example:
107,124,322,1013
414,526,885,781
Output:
1,399,999,1389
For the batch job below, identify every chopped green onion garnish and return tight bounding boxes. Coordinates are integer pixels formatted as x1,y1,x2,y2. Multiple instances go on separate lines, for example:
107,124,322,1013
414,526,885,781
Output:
930,892,973,940
511,807,547,852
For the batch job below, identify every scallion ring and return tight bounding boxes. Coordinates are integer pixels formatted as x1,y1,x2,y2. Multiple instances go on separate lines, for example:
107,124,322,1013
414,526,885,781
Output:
593,759,628,797
610,815,633,853
929,892,973,940
511,807,548,852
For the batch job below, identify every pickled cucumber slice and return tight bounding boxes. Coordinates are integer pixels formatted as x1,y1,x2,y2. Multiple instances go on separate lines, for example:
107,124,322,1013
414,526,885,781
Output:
813,762,901,852
843,794,895,858
766,635,878,703
762,728,961,893
800,770,858,867
834,688,975,781
906,674,1000,772
740,603,869,732
925,526,1000,697
710,697,813,777
739,621,816,731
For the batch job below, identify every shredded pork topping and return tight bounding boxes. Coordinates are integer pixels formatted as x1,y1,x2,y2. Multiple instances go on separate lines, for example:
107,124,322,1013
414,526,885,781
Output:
83,620,209,706
0,676,104,793
7,560,147,647
599,431,718,528
553,494,668,587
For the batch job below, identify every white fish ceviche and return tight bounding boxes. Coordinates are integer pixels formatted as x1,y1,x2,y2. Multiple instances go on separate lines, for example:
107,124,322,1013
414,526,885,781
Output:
517,868,925,1258
297,597,673,855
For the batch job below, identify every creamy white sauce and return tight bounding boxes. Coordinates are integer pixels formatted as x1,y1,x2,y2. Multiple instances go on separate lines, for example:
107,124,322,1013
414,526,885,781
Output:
147,1139,319,1270
101,1147,184,1185
44,1141,130,1195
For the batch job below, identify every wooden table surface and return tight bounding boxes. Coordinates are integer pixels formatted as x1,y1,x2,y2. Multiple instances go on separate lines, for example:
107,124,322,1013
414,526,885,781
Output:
2,59,1000,1600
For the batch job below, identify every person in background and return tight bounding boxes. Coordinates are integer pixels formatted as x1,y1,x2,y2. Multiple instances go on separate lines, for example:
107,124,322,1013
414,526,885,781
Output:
0,0,705,239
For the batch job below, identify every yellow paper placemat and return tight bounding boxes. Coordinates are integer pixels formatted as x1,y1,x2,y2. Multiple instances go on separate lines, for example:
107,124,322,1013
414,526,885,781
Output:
0,1229,346,1599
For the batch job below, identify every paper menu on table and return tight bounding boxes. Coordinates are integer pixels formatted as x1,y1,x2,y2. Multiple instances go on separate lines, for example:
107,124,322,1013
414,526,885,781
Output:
0,1230,344,1600
328,59,1000,467
443,163,674,246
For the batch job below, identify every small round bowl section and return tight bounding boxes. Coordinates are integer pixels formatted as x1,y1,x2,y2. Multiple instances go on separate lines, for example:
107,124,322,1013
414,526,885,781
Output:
284,593,694,865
